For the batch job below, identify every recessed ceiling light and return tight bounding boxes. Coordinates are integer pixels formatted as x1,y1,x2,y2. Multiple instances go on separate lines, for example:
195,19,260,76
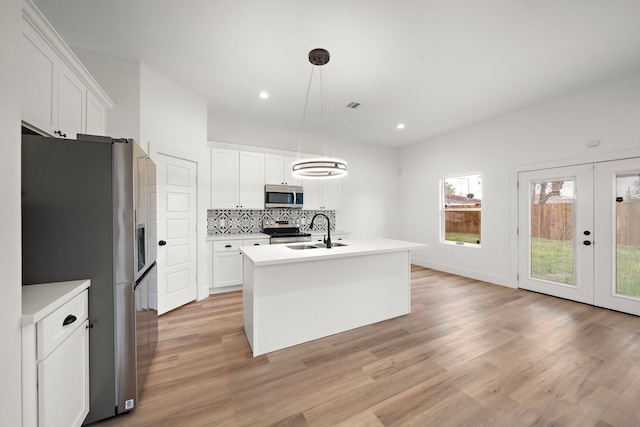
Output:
259,91,269,99
397,123,405,130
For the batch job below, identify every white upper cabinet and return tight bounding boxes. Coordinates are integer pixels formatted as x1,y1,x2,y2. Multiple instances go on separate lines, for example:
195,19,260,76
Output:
303,178,340,210
21,1,113,138
21,16,58,135
57,61,86,139
86,91,107,136
211,148,265,209
239,151,266,208
264,154,302,186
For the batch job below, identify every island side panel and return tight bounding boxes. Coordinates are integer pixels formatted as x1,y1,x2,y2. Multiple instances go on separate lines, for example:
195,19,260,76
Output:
250,251,411,356
242,258,255,352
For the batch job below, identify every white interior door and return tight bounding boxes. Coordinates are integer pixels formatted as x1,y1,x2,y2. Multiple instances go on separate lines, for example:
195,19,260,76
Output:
156,153,198,315
518,164,594,304
594,158,640,316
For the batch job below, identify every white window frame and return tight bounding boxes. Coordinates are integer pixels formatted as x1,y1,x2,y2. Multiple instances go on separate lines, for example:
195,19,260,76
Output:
441,173,482,247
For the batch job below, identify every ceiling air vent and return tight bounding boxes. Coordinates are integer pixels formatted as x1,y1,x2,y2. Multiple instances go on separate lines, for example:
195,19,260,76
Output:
346,102,361,109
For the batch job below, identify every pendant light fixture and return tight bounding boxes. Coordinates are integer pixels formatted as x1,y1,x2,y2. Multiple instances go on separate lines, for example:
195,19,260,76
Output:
292,48,348,179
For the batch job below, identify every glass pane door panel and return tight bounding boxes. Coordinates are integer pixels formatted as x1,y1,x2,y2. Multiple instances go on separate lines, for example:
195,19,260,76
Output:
530,179,575,285
615,172,640,298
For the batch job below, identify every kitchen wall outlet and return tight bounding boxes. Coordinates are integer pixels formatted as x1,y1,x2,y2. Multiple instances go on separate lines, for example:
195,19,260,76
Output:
125,399,134,410
220,219,225,227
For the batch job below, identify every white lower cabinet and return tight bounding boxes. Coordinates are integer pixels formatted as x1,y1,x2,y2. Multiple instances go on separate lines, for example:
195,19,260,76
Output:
22,281,91,427
38,319,89,427
211,238,270,290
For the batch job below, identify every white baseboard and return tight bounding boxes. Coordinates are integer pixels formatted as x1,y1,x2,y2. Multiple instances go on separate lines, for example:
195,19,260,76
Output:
209,285,242,295
411,257,517,289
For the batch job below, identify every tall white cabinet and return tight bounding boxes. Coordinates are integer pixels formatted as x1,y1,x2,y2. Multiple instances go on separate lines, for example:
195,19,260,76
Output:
21,0,113,138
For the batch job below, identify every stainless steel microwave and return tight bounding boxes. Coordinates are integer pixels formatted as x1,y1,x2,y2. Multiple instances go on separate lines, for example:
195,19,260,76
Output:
264,184,303,209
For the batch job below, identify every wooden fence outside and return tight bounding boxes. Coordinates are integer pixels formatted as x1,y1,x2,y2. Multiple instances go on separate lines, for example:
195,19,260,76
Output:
445,210,481,234
530,202,640,245
445,203,640,245
617,202,640,246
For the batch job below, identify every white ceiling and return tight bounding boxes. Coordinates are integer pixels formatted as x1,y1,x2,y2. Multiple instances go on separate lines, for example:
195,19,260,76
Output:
33,0,640,148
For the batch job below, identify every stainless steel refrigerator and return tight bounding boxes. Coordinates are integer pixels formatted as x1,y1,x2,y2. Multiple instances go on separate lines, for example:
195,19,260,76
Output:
21,133,158,425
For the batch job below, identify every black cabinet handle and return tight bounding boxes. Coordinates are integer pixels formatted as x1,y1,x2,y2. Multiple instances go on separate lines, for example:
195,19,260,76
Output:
54,130,67,138
63,314,77,326
225,244,232,248
159,240,167,246
584,240,592,246
254,243,260,246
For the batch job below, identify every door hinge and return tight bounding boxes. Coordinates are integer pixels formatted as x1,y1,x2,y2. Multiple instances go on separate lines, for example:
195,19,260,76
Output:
517,273,519,281
517,181,519,190
516,227,519,235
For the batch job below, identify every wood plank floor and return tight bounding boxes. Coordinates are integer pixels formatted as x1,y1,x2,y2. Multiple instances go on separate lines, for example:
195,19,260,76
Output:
97,266,640,426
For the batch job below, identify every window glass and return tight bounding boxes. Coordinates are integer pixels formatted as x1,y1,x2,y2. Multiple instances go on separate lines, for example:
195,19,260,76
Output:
443,174,482,246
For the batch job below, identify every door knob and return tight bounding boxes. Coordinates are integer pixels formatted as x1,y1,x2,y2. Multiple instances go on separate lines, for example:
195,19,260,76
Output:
159,240,167,246
583,240,592,246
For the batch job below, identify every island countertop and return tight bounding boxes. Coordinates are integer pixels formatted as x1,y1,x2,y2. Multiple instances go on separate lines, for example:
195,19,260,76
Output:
241,237,428,266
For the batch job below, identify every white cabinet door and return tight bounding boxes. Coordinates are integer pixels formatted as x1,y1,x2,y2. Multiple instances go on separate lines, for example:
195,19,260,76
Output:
37,319,89,427
213,251,243,288
86,91,106,136
211,149,264,209
303,179,323,209
238,152,264,209
304,179,340,210
57,61,86,139
264,154,285,185
321,179,340,210
211,148,240,208
21,18,58,135
284,156,302,186
265,154,302,186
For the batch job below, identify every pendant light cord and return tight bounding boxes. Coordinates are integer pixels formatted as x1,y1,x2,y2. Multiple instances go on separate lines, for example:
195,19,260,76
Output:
297,65,316,159
297,61,332,159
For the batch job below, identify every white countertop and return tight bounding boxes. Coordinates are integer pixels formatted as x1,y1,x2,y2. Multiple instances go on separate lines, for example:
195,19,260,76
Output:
22,279,91,325
207,233,270,241
241,238,428,266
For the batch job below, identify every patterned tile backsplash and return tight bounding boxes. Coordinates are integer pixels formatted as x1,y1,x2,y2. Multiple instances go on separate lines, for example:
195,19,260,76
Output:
207,209,336,235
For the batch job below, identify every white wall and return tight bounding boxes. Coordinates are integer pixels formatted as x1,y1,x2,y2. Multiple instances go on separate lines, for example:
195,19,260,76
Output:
74,47,141,141
0,0,23,424
400,72,640,287
140,64,207,155
139,64,210,302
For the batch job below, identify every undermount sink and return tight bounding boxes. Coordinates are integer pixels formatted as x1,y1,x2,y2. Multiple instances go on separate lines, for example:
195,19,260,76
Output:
313,242,348,248
287,244,320,250
286,242,349,250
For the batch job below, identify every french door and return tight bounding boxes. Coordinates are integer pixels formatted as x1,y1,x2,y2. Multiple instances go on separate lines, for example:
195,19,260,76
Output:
518,158,640,315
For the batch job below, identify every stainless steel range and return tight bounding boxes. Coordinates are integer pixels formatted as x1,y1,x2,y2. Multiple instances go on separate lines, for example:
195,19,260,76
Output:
262,219,312,244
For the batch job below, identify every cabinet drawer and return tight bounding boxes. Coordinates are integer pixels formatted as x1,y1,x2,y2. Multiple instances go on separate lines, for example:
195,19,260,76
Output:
37,291,88,360
242,239,270,247
213,240,241,252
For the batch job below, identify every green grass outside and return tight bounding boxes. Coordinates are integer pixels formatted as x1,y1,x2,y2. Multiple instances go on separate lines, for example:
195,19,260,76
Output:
531,237,640,297
444,232,481,245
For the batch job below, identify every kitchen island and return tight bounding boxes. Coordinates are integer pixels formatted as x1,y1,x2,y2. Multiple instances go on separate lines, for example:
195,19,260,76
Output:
241,238,428,356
